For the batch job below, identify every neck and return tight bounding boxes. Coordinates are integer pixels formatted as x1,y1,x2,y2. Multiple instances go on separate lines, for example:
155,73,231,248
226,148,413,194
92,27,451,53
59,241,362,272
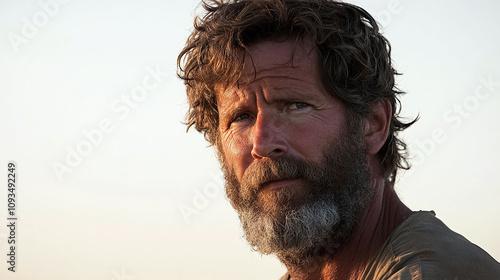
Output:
286,178,412,280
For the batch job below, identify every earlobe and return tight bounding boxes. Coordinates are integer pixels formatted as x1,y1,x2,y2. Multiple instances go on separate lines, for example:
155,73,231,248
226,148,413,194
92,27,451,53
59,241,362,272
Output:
364,99,391,155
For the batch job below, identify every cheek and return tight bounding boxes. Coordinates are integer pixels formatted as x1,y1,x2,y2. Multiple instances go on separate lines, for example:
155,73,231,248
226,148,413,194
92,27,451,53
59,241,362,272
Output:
220,130,252,178
288,121,340,157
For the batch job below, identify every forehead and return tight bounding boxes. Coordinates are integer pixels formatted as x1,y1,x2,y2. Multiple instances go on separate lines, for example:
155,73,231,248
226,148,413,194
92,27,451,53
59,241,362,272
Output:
216,38,322,102
244,38,317,74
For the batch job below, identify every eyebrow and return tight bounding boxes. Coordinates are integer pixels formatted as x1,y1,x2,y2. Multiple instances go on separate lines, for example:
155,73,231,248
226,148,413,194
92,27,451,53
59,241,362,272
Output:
221,105,245,121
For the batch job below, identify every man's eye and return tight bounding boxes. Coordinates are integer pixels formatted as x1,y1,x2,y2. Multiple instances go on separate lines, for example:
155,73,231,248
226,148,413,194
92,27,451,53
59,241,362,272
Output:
289,102,309,109
233,113,251,122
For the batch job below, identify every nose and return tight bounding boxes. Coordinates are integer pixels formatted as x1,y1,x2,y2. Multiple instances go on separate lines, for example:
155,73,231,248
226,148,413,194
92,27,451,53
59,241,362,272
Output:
251,111,288,159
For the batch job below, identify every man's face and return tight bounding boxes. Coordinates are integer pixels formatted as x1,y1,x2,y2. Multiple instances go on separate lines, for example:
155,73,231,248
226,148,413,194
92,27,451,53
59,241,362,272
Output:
216,39,372,267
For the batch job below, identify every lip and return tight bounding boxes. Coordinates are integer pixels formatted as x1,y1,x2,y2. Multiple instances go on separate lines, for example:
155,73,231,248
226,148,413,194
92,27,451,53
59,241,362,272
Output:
261,178,299,191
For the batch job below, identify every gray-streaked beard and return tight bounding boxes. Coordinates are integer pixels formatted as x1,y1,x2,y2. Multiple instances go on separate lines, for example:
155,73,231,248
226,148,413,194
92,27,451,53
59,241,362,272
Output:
220,132,373,269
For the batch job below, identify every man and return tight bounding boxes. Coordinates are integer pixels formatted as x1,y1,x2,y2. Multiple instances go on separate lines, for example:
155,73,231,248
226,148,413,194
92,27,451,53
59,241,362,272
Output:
177,0,500,279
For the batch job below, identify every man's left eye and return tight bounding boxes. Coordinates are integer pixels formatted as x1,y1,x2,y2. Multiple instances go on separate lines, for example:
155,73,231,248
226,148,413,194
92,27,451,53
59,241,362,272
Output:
289,102,309,109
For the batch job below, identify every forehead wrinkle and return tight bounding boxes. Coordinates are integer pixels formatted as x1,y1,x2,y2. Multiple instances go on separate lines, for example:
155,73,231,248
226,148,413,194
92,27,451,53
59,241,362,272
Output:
240,63,309,80
246,74,304,87
240,46,315,79
226,72,323,107
238,66,315,92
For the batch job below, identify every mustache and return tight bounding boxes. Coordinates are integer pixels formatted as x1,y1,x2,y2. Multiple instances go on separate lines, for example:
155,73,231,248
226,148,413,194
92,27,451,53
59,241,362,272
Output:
241,156,321,192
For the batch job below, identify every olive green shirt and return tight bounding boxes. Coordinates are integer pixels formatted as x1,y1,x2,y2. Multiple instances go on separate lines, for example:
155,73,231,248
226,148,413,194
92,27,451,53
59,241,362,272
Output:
280,211,500,279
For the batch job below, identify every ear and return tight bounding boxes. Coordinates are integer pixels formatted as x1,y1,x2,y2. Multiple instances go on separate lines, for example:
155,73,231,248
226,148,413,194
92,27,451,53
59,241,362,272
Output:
364,99,391,155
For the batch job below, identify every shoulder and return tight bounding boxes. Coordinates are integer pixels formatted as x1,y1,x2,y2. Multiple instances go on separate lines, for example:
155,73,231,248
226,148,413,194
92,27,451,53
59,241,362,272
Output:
362,211,500,280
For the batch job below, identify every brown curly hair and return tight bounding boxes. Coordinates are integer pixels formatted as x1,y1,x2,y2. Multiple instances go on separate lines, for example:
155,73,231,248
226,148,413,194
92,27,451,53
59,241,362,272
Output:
177,0,417,183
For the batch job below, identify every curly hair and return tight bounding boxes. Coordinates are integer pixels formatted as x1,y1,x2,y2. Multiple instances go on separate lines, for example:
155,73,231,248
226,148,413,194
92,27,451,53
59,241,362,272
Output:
177,0,417,183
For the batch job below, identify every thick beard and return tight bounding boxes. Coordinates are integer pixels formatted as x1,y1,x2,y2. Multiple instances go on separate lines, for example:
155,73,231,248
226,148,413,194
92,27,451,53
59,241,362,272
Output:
220,130,373,269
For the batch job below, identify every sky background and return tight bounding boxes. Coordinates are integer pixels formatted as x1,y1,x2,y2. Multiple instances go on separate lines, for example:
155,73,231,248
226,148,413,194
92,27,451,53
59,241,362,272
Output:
0,0,499,279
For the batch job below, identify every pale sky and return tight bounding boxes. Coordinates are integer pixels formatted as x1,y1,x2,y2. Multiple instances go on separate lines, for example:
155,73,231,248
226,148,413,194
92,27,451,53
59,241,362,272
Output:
0,0,499,279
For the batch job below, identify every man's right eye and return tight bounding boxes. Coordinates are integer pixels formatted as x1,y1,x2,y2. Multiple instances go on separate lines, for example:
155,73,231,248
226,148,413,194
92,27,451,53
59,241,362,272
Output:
233,113,251,122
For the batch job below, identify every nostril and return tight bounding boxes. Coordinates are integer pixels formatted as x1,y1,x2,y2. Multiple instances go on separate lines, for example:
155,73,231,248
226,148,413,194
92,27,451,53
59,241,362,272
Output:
270,148,285,156
251,135,288,159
